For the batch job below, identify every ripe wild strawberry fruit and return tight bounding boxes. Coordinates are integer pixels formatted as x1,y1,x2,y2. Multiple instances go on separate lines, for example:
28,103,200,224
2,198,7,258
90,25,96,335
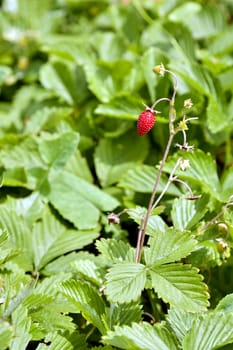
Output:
137,108,156,136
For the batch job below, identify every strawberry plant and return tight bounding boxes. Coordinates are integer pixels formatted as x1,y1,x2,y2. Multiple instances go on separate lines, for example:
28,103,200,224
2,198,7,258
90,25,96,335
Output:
0,0,233,349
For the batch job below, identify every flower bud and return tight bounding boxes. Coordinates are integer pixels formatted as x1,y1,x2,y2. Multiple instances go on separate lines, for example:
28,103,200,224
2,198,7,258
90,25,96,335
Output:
108,213,120,224
153,63,165,77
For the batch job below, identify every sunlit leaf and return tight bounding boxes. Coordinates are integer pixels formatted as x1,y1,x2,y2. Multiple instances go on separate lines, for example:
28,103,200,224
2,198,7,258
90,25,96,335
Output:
48,170,119,229
182,312,233,350
96,238,135,264
163,150,221,201
103,302,142,330
0,322,13,350
65,149,93,183
103,322,179,350
25,107,73,134
105,263,147,303
31,206,99,270
167,308,198,343
10,305,31,350
95,97,142,120
40,60,87,105
171,196,209,231
0,202,33,270
60,280,106,334
145,229,197,265
150,263,209,312
170,3,225,39
119,164,181,196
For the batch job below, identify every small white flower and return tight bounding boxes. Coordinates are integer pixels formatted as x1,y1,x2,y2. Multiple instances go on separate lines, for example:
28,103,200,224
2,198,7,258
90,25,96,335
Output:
184,98,193,109
179,158,190,171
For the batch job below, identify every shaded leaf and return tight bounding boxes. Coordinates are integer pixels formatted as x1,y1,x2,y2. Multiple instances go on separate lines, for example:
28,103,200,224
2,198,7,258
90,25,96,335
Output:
94,132,149,187
215,293,233,313
38,132,79,170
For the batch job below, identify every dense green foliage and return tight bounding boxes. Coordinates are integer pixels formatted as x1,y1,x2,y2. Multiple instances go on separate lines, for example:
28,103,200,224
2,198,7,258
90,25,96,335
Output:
0,0,233,349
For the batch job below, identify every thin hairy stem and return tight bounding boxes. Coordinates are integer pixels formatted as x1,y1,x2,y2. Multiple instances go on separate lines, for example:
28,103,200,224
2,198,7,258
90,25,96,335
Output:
181,128,187,146
165,69,178,105
172,177,194,198
151,160,181,212
151,97,170,110
135,218,145,263
135,132,175,262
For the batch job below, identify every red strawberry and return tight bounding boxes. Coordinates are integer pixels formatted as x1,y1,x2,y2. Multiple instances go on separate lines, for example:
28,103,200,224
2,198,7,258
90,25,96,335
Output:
137,108,156,136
